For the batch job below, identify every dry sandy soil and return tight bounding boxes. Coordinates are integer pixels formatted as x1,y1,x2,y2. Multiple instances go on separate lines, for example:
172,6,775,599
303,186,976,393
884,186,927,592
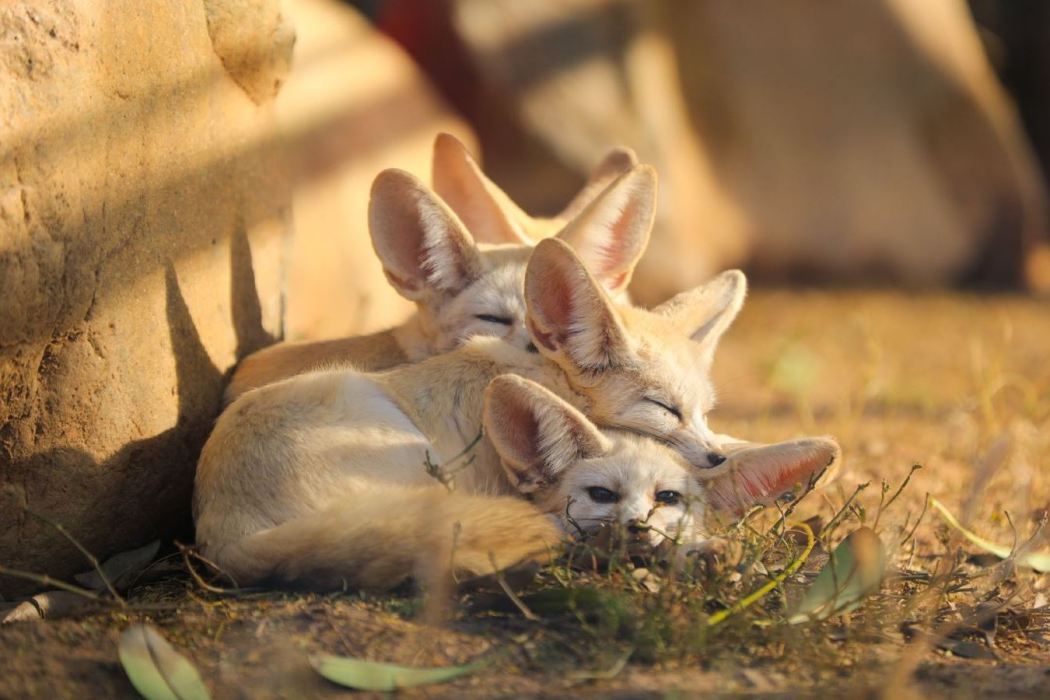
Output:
1,289,1049,699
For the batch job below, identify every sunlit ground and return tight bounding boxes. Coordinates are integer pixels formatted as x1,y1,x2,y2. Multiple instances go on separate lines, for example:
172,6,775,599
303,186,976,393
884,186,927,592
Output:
2,289,1049,698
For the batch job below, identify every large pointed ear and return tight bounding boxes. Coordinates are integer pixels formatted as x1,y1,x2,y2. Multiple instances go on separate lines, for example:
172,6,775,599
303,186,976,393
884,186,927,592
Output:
431,132,531,246
556,146,639,222
705,438,841,516
556,165,655,296
525,238,634,372
369,168,483,301
652,269,747,359
484,375,611,494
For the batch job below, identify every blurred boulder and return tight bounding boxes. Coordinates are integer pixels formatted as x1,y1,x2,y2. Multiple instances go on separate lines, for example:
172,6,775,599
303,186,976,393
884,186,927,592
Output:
0,0,291,594
391,0,1047,301
278,0,475,340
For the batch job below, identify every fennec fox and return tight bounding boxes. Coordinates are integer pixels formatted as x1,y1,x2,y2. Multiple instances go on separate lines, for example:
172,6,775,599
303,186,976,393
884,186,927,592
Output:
225,156,649,403
195,374,838,591
195,238,755,587
482,376,839,549
431,132,637,244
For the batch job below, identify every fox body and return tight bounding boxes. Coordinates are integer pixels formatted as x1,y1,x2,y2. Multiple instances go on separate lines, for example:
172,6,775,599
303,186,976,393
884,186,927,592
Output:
195,233,773,590
195,363,837,591
225,136,644,403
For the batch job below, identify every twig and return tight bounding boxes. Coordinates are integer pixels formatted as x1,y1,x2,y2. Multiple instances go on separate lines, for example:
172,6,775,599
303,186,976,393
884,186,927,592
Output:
901,494,930,547
769,469,823,538
874,464,922,530
822,482,871,540
0,564,109,603
424,429,485,491
175,541,245,593
563,497,586,538
25,508,125,606
488,552,539,622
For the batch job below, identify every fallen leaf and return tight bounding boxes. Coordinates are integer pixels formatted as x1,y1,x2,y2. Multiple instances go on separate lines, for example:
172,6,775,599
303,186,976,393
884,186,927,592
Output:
929,497,1050,572
789,527,885,623
938,638,997,660
1,591,93,624
76,540,161,592
567,648,632,681
118,624,211,700
309,654,480,691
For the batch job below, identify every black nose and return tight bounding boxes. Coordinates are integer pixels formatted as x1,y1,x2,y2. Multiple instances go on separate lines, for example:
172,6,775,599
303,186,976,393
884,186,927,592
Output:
627,519,648,534
706,452,727,467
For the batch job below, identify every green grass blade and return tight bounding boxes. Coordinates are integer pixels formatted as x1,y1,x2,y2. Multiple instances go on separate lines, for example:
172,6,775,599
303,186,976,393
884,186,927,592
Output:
309,654,480,691
118,624,211,700
930,497,1050,572
708,521,817,627
789,526,885,624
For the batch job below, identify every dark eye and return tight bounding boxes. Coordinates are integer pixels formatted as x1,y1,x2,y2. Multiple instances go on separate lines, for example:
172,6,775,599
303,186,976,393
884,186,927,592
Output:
475,314,513,326
586,486,620,504
645,398,682,421
655,490,682,506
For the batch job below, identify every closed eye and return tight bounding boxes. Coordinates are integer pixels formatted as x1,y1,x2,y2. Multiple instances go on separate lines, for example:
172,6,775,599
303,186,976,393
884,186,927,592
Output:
586,486,620,504
475,314,513,326
645,398,682,421
655,490,682,506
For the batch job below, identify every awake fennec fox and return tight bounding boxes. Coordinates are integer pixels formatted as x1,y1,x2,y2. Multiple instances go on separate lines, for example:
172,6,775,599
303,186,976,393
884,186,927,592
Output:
195,237,756,587
197,373,838,591
224,140,642,404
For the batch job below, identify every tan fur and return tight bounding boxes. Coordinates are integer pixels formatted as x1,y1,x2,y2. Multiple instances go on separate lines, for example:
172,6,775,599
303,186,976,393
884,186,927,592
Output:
226,328,408,399
195,241,753,590
224,151,653,404
222,485,560,591
432,132,638,244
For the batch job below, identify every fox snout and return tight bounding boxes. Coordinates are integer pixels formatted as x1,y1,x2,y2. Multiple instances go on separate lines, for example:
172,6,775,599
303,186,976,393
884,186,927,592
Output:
678,442,730,470
623,516,664,546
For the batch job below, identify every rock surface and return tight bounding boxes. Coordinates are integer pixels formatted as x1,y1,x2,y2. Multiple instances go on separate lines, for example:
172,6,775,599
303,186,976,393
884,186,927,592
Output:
0,0,475,596
0,0,293,595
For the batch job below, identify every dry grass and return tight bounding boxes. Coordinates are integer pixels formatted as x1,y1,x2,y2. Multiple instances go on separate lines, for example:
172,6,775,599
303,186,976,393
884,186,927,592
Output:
2,288,1049,699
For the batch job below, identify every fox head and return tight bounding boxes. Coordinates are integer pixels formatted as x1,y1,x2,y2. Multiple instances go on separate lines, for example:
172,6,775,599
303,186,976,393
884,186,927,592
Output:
483,375,840,546
368,161,653,356
431,131,638,244
523,237,748,469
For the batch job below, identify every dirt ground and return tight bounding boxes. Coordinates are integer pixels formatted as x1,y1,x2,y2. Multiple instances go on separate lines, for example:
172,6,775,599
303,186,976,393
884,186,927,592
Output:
2,289,1049,699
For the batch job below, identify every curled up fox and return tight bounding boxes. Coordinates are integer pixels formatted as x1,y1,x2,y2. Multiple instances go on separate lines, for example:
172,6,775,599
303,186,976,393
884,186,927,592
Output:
194,138,840,592
224,133,643,403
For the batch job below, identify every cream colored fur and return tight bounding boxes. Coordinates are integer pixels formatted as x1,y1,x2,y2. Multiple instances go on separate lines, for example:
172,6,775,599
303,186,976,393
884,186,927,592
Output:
225,146,651,404
432,132,638,244
196,367,838,591
195,239,762,590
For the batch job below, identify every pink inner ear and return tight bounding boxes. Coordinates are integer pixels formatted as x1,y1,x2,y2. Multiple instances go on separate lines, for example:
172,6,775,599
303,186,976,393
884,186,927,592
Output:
529,262,576,341
706,441,836,516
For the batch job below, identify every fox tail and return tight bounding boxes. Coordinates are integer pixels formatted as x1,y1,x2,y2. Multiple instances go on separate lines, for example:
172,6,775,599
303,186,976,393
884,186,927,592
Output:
212,485,561,591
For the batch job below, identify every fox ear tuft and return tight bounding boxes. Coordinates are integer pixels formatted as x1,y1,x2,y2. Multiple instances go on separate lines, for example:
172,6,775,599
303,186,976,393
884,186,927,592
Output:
431,132,531,246
484,375,609,494
705,437,840,516
556,164,655,296
652,269,747,361
525,238,633,372
556,146,639,222
369,168,482,300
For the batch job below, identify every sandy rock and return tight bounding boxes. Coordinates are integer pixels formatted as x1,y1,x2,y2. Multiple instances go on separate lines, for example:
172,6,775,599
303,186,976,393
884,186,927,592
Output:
0,0,475,596
0,0,290,595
